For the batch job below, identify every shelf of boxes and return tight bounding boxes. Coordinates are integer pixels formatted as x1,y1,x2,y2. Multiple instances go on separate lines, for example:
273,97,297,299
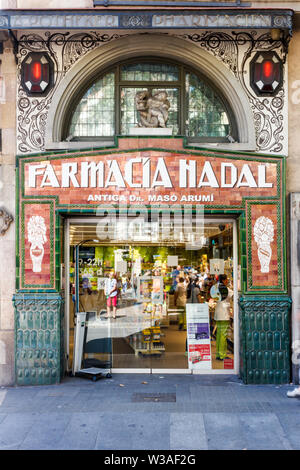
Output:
126,326,165,356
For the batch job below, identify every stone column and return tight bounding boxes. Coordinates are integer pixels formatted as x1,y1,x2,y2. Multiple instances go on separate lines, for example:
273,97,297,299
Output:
0,38,17,386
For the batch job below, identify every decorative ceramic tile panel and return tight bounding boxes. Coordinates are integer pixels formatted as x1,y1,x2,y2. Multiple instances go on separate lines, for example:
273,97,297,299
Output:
246,201,284,292
13,293,63,386
21,201,55,290
239,296,291,384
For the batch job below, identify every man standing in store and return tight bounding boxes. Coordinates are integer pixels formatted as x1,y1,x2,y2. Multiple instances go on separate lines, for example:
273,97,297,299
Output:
174,276,187,330
171,265,183,291
186,274,202,304
133,273,138,299
213,274,233,361
105,271,118,319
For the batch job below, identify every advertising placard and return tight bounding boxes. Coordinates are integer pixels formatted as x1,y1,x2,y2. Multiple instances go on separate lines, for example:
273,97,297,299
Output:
186,303,212,370
137,276,163,304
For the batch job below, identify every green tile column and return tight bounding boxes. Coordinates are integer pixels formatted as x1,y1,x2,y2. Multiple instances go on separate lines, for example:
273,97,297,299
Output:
13,293,64,386
239,295,291,384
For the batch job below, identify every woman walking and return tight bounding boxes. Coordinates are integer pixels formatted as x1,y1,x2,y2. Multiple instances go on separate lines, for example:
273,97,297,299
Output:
105,271,118,319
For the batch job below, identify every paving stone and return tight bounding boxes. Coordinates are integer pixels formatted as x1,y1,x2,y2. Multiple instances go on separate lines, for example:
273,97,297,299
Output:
0,375,300,449
238,413,292,450
276,412,300,450
0,414,7,425
0,390,7,407
95,412,170,450
0,413,38,450
57,412,104,450
19,413,72,450
204,413,246,450
170,413,207,450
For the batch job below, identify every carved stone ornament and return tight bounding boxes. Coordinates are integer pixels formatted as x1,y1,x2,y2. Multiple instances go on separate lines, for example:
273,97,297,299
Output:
17,31,126,153
179,30,289,153
135,90,170,128
16,30,288,154
0,207,13,236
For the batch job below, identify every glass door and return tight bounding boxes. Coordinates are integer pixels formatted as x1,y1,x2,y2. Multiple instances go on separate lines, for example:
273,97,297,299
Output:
66,214,237,374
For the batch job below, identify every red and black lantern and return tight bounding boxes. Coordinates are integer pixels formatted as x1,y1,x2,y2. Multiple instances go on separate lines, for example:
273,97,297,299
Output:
21,52,54,96
250,51,283,96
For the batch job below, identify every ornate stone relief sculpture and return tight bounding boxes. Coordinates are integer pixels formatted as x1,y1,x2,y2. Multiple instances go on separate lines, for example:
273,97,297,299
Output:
135,90,170,128
0,207,13,236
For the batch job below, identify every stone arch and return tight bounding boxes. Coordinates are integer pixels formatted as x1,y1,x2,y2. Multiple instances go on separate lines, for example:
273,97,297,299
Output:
46,33,256,149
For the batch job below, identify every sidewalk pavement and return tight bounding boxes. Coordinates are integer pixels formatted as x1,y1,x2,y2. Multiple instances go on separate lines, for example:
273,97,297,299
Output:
0,374,300,450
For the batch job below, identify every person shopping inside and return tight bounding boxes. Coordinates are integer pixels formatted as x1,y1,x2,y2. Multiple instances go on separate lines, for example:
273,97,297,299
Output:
105,271,118,319
174,276,187,330
213,274,233,361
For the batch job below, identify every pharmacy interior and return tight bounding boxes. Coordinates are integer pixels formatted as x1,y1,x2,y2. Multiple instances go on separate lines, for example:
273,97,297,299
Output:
67,215,237,373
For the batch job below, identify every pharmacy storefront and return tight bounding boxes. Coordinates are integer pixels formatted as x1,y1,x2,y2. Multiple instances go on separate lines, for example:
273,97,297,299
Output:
14,138,290,384
7,7,292,384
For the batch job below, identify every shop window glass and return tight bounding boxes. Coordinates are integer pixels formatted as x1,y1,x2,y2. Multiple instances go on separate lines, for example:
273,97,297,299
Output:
69,72,115,137
121,62,179,81
186,72,230,138
68,217,235,372
120,87,148,135
67,62,234,141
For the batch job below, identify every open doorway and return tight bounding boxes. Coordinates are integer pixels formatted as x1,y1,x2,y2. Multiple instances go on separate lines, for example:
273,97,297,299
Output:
65,214,238,374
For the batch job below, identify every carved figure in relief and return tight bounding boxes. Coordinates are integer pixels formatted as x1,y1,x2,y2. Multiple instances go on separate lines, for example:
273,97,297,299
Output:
135,90,170,128
253,216,274,274
0,208,13,236
27,215,47,273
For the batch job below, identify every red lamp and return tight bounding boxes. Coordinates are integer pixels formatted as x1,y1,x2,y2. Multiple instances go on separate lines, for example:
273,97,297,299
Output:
21,52,54,96
250,51,283,96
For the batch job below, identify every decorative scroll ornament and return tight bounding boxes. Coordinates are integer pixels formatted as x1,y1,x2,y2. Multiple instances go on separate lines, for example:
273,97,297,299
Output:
135,90,170,128
17,31,126,153
0,208,13,236
17,29,288,153
120,15,151,28
27,215,47,273
253,216,274,273
180,30,288,153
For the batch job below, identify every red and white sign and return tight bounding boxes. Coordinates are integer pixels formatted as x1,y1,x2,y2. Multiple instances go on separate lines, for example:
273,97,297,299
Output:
189,344,211,363
186,303,212,370
23,150,278,206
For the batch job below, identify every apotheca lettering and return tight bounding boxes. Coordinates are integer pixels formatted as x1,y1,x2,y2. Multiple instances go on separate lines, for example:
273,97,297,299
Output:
147,454,196,465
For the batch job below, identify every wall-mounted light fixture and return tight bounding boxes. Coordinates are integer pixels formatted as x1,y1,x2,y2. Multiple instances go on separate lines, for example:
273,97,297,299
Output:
21,52,54,96
250,51,283,96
